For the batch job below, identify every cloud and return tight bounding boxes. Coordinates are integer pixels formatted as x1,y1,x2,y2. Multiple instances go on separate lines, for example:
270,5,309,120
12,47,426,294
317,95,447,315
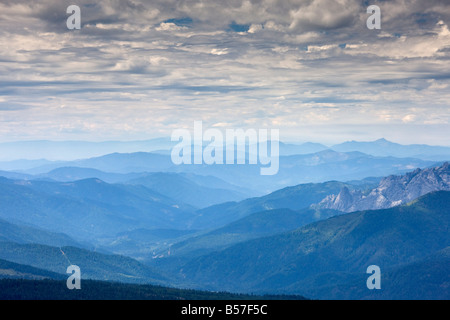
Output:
289,0,359,31
0,0,448,145
402,114,417,123
156,22,188,32
248,24,263,34
210,48,229,55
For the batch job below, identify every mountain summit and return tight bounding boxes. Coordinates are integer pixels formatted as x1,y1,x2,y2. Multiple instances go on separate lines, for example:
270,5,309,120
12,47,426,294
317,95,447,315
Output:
317,162,450,212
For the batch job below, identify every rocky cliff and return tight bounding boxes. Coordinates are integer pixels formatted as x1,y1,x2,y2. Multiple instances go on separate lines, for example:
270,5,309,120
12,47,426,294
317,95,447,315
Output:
316,162,450,212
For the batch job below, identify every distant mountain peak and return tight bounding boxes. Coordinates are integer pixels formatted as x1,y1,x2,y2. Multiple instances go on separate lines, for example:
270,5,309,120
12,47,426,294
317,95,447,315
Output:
374,138,392,144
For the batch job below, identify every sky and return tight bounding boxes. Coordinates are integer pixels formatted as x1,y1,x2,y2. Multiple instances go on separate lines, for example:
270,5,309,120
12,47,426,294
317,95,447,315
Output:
0,0,449,145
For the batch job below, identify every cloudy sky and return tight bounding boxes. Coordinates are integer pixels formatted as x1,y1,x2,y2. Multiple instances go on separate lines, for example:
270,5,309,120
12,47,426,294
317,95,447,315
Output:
0,0,449,145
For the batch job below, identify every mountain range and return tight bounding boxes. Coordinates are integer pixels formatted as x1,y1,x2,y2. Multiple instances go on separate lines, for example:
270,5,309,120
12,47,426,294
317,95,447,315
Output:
1,138,449,162
0,138,447,194
178,191,450,299
331,138,450,160
0,138,176,162
0,177,196,241
0,139,448,300
189,180,368,230
317,162,450,212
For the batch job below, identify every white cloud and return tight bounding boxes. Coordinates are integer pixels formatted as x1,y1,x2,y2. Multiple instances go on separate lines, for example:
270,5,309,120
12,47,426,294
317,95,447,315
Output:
289,0,358,31
248,24,263,34
0,0,449,144
264,21,285,32
402,114,417,123
156,22,188,32
210,48,229,55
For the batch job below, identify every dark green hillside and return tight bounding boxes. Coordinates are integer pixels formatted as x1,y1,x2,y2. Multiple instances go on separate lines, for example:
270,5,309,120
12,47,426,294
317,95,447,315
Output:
298,247,450,300
164,208,342,259
0,242,167,285
181,191,450,298
0,278,308,300
0,259,65,280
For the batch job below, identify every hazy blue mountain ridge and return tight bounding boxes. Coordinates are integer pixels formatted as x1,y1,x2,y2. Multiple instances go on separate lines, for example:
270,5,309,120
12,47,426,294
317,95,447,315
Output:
331,138,450,160
0,177,196,241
